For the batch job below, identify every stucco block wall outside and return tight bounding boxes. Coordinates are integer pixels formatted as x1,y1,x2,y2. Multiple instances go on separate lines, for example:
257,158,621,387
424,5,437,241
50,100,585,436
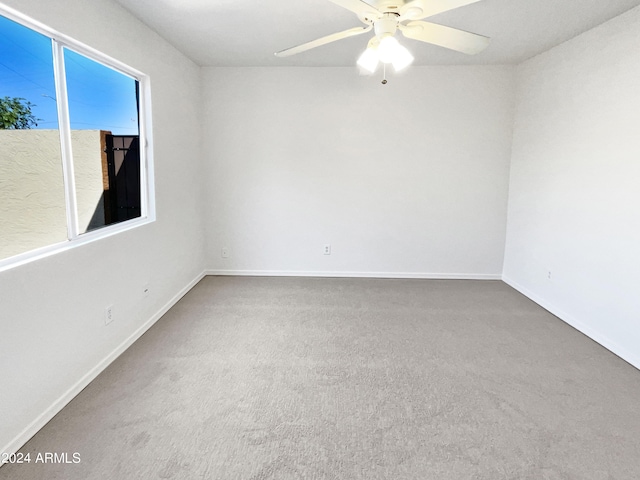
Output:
71,130,109,234
0,129,105,260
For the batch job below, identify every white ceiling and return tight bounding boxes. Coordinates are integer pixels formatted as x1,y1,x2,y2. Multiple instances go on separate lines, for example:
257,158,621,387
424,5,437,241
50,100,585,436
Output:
113,0,640,67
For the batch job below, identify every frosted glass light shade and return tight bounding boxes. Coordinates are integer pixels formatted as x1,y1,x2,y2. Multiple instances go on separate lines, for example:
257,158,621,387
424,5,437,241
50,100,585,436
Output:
357,47,379,73
378,36,399,64
391,43,414,71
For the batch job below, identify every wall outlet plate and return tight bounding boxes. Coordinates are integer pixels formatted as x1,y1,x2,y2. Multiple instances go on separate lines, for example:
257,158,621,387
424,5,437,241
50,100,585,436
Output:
105,305,114,325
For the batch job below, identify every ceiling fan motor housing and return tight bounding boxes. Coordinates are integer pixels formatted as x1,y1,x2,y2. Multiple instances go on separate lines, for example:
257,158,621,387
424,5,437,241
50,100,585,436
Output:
374,13,399,39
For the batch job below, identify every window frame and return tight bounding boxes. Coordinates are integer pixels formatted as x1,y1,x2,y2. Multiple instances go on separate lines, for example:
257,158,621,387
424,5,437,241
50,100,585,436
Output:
0,4,155,273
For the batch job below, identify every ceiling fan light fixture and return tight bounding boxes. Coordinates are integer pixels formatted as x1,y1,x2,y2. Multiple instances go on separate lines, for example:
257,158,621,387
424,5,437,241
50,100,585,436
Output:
275,0,490,78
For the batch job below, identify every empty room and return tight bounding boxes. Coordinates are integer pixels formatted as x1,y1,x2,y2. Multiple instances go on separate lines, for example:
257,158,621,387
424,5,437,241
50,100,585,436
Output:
1,0,639,478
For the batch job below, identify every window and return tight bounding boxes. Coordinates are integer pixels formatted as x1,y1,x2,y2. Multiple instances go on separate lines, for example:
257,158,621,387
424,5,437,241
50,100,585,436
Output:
64,48,142,233
0,6,153,270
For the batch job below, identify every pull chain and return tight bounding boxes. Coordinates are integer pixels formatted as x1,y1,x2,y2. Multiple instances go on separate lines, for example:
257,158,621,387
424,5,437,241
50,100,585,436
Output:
382,63,388,85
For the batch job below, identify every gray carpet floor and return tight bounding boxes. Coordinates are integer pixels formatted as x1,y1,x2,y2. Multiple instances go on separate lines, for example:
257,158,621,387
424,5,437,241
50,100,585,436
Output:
2,276,640,479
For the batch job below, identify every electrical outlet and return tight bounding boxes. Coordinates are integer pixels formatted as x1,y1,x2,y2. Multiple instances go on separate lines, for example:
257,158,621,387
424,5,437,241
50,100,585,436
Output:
105,305,113,325
143,284,150,297
221,247,229,258
324,244,331,255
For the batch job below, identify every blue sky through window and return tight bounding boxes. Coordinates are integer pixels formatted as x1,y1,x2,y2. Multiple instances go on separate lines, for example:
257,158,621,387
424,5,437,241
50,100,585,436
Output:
0,14,139,135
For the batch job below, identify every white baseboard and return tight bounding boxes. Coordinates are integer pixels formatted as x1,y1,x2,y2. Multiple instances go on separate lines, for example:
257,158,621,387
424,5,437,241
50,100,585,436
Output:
1,270,206,461
502,275,640,371
205,269,502,280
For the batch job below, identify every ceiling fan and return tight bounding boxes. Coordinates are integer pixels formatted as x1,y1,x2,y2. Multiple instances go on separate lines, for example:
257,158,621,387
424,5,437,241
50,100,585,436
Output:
275,0,490,76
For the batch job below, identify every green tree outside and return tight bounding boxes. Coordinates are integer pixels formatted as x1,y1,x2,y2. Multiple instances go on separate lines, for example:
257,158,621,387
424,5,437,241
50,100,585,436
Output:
0,96,41,129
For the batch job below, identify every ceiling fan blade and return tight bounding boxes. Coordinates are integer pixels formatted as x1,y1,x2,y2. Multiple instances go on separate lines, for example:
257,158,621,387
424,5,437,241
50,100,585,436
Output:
400,0,483,21
327,0,381,16
275,25,372,57
399,21,489,55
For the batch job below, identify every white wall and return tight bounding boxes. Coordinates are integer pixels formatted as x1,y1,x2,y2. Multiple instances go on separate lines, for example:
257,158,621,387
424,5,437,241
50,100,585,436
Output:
202,66,515,278
504,6,640,368
0,0,206,455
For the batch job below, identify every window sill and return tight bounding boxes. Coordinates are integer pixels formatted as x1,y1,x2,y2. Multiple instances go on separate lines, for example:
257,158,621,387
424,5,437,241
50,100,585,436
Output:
0,215,155,273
